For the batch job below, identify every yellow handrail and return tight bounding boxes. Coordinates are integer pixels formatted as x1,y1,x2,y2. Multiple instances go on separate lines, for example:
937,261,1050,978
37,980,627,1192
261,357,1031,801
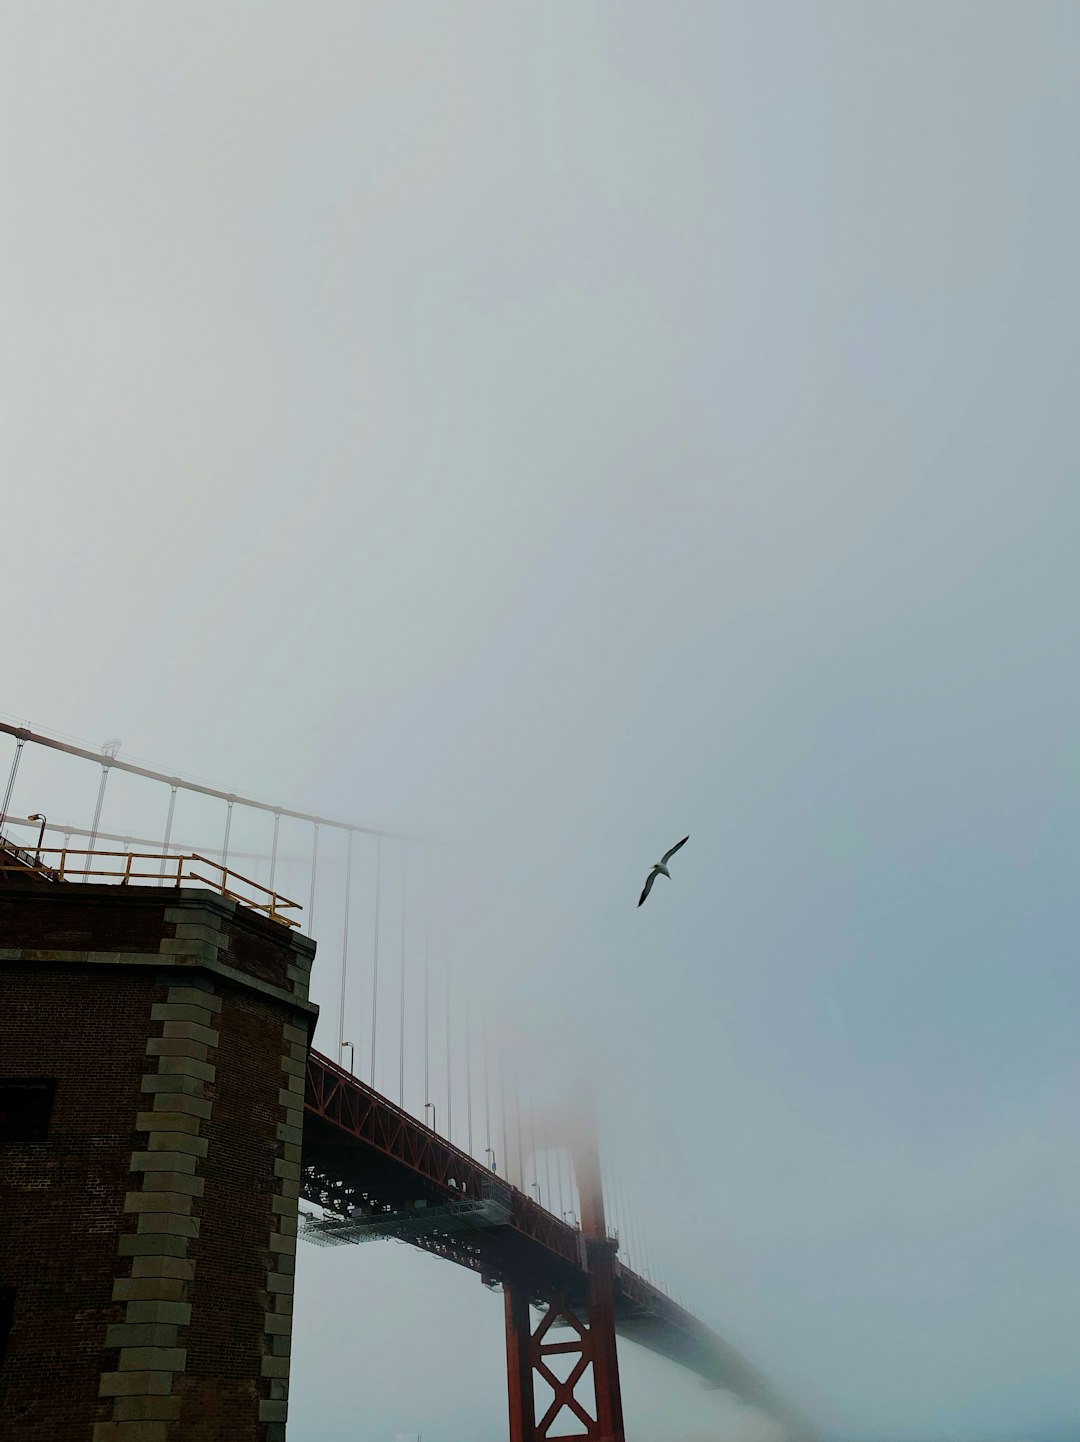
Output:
0,846,301,928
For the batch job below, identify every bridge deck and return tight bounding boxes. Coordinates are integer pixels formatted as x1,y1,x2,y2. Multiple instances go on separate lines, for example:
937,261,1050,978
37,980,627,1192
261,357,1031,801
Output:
301,1051,817,1440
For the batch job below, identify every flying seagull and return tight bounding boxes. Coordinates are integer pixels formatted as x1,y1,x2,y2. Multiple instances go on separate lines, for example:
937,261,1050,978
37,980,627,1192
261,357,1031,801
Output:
637,835,689,907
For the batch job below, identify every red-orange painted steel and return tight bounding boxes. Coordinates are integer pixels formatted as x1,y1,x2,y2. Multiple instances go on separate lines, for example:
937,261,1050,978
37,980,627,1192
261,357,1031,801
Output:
505,1283,535,1442
502,1089,626,1442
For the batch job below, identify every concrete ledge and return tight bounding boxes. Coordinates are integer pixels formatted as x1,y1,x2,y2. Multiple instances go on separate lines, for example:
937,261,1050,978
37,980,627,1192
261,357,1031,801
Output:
124,1191,194,1216
170,921,229,948
149,1093,213,1119
141,1074,206,1098
151,1002,217,1026
145,1038,210,1062
137,1109,205,1134
93,1421,171,1442
0,947,316,1021
113,1278,188,1304
146,1131,208,1157
163,984,222,1011
117,1346,186,1372
135,1212,200,1238
110,1396,183,1423
141,1171,205,1197
125,1300,192,1325
160,1019,220,1047
118,1234,191,1259
99,1370,176,1397
130,1152,198,1176
131,1255,195,1281
155,1055,215,1083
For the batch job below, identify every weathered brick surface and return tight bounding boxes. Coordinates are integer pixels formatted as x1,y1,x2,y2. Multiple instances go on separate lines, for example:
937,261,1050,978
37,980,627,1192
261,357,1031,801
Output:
175,991,285,1434
0,886,316,1441
0,964,158,1439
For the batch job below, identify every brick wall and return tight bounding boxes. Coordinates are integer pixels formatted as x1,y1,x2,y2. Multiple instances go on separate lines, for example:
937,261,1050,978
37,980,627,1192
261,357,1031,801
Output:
0,885,316,1442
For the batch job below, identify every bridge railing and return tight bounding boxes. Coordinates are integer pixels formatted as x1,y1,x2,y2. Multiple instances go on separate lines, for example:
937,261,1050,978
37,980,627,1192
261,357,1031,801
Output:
0,841,301,927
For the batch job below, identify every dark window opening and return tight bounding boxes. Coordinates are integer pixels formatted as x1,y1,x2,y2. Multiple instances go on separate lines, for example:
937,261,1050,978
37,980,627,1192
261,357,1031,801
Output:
0,1288,14,1368
0,1079,56,1143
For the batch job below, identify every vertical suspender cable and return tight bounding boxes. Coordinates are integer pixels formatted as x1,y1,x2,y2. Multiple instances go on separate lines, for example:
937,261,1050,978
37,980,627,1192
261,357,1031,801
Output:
482,1000,491,1160
398,846,407,1109
221,798,234,870
525,1073,537,1200
269,811,281,892
464,980,473,1158
308,823,320,932
369,836,382,1088
0,734,25,830
512,1060,524,1190
499,1049,509,1189
159,784,178,877
542,1111,553,1214
445,945,453,1146
423,849,430,1113
88,763,112,859
339,830,353,1058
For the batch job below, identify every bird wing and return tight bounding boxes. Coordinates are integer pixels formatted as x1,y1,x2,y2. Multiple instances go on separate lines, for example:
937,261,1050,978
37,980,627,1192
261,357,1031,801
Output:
661,835,689,865
637,869,658,907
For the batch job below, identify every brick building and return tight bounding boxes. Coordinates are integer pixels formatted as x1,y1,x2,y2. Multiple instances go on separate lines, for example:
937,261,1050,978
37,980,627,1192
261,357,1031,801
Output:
0,852,317,1441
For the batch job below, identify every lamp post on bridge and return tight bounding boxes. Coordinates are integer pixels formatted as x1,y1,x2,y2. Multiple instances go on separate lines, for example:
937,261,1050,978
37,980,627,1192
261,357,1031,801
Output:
341,1041,355,1076
27,813,46,862
424,1102,436,1133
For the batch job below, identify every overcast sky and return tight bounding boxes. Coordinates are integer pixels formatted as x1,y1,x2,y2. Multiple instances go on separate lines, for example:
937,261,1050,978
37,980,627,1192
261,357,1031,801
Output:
4,4,1080,1440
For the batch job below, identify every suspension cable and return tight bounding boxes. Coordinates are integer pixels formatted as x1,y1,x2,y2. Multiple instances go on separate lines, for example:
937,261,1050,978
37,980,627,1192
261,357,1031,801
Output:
369,837,382,1088
482,998,491,1160
464,977,474,1157
87,762,112,858
445,933,453,1145
158,784,178,877
499,1048,509,1189
398,846,407,1109
339,829,353,1058
0,734,25,831
308,823,320,931
512,1060,524,1190
543,1109,553,1215
269,811,281,892
221,798,234,870
423,850,430,1114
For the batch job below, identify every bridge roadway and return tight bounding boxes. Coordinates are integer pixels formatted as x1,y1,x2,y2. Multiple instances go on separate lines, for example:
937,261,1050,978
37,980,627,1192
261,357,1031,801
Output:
301,1051,818,1440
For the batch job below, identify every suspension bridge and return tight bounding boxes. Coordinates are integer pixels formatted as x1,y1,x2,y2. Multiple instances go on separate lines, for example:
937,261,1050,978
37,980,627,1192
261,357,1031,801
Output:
0,719,820,1442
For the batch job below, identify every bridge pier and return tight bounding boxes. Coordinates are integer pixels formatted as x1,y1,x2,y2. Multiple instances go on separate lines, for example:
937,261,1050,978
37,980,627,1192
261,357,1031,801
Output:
503,1266,625,1442
503,1088,625,1442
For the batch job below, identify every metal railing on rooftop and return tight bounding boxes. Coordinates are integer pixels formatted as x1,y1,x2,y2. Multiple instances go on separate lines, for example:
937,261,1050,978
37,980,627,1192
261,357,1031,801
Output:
0,841,301,928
